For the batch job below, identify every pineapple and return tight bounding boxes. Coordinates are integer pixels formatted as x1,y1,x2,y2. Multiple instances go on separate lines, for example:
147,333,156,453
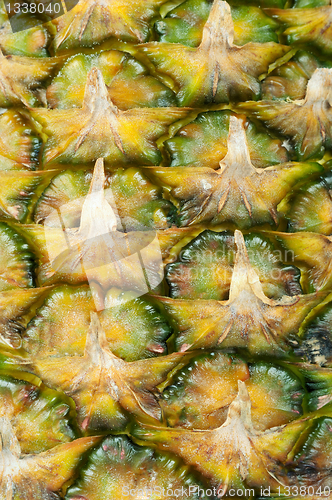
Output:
1,0,332,498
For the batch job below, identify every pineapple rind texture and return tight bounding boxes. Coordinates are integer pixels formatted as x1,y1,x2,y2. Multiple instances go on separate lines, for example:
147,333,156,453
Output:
1,0,332,498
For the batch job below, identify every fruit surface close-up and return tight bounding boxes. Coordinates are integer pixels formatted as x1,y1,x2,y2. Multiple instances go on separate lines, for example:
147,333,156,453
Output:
1,0,332,498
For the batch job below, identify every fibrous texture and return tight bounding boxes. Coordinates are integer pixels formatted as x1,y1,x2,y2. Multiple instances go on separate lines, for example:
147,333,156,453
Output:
1,0,332,497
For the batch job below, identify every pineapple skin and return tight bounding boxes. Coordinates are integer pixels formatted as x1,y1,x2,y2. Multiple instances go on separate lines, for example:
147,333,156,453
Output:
0,0,332,499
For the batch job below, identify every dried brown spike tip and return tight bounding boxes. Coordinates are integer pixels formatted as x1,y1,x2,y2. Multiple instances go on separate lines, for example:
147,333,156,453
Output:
215,116,257,216
200,0,235,51
199,0,256,94
83,311,113,363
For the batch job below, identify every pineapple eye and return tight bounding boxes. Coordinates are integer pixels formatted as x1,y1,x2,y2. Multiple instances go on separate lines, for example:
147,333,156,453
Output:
0,374,75,454
159,230,324,354
160,352,304,431
0,222,35,292
292,416,332,490
154,0,279,47
132,379,308,496
16,158,185,293
266,3,332,56
0,110,41,171
25,313,185,433
141,0,290,106
285,167,332,236
154,115,321,228
165,230,302,301
34,167,175,230
46,51,176,110
66,435,207,500
23,284,171,362
261,50,321,101
164,110,289,169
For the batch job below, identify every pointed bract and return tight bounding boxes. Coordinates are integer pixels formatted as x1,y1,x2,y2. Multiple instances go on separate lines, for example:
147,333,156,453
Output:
0,417,99,499
133,381,307,494
153,116,321,228
0,110,42,171
267,5,332,55
275,231,332,292
0,287,49,349
159,231,324,353
0,50,61,107
240,68,332,160
54,0,166,50
31,314,184,431
33,68,188,167
141,0,289,106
